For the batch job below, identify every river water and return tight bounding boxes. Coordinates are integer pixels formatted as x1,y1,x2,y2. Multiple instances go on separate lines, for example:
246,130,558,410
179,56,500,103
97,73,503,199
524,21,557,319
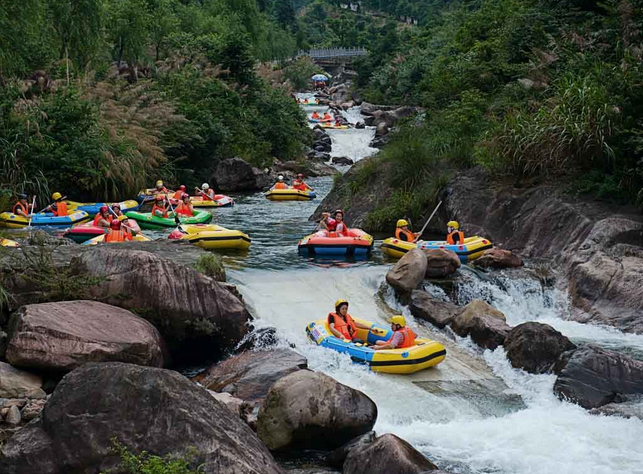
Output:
205,99,643,474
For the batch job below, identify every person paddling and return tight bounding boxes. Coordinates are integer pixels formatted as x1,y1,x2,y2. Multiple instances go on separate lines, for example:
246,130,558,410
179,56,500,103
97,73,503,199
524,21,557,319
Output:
105,219,133,243
333,209,349,237
172,185,186,200
175,193,194,217
195,183,215,200
311,111,320,120
93,206,112,228
12,194,33,218
395,219,421,242
328,299,372,343
50,192,68,217
151,195,169,218
152,180,170,195
371,316,417,351
446,221,464,245
292,173,311,191
271,175,288,190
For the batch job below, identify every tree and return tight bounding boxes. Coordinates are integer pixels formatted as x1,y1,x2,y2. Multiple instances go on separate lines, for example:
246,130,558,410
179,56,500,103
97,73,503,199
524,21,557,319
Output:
276,0,297,31
148,0,180,60
48,0,104,68
107,0,151,66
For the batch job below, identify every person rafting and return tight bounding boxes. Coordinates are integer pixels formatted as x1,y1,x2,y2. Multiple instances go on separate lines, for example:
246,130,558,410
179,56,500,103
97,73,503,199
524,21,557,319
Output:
93,206,112,227
105,219,133,243
334,118,342,127
196,183,215,200
311,111,320,120
172,185,186,200
395,219,420,242
176,193,194,216
50,192,68,217
12,194,32,218
318,212,336,231
446,220,464,245
328,299,372,343
371,316,417,351
272,176,288,190
151,196,169,218
333,209,349,237
152,180,170,195
323,112,332,121
292,174,310,191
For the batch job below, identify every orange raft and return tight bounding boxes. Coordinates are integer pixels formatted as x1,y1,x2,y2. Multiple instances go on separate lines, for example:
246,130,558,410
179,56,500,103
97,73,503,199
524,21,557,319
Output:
298,229,374,256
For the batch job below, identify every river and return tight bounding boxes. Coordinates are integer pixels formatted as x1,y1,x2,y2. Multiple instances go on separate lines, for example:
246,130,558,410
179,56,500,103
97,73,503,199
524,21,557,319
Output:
203,99,643,474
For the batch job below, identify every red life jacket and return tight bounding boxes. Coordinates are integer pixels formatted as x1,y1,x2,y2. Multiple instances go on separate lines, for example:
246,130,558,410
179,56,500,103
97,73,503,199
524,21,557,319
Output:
335,222,349,236
387,327,417,349
328,312,358,340
201,189,215,200
53,201,68,217
176,202,193,216
395,227,417,242
13,201,29,216
151,204,168,218
93,213,113,227
105,229,132,243
293,180,308,191
446,231,465,245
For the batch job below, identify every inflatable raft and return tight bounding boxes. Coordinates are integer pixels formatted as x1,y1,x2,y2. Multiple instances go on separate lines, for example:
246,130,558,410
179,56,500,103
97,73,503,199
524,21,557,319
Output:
172,224,251,250
65,199,140,215
381,236,493,263
265,188,316,201
1,238,19,247
124,210,212,230
136,190,174,204
0,211,90,229
320,123,349,129
298,229,373,256
308,118,332,123
83,233,151,245
63,220,142,244
306,317,446,374
191,195,234,208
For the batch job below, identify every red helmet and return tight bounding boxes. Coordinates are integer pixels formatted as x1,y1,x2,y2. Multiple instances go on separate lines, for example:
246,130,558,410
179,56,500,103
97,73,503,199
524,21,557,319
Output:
156,195,164,201
182,193,189,200
110,219,121,230
179,185,186,190
100,206,109,214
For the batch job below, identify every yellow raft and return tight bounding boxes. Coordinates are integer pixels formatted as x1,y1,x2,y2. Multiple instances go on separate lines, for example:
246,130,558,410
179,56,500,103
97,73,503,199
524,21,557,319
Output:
178,224,251,250
265,188,317,201
381,236,492,263
306,317,446,375
1,238,19,247
319,124,350,129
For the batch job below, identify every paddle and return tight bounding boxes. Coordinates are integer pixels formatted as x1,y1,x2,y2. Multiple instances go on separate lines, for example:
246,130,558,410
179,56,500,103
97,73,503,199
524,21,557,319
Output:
26,195,37,229
195,187,215,202
416,200,443,242
38,195,67,214
107,205,137,236
165,195,186,233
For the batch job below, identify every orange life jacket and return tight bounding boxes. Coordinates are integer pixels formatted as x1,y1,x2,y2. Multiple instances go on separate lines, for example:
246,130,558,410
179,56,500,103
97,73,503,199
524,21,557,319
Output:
105,229,133,243
335,222,349,237
387,327,417,349
312,112,320,119
395,227,417,242
323,114,331,120
53,201,68,217
93,214,113,227
13,201,29,216
201,189,215,200
446,231,465,245
293,180,308,191
328,312,358,340
176,202,193,216
151,204,168,218
274,182,288,189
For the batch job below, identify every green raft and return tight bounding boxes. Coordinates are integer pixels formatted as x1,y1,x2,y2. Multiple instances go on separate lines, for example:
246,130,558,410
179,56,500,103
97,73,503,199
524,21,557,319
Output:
125,210,212,230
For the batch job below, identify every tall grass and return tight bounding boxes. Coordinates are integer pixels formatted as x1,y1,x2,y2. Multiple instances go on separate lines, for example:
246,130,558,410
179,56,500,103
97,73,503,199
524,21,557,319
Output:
0,137,50,211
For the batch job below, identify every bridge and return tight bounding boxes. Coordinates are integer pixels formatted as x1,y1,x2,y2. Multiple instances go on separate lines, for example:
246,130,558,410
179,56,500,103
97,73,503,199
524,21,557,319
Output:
282,47,368,65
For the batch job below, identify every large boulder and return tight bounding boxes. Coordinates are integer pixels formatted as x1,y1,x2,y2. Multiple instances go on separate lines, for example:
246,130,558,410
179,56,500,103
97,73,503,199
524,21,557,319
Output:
193,349,308,403
409,291,459,329
504,322,576,374
360,102,397,116
257,371,377,451
343,434,438,474
326,431,376,469
6,301,166,371
69,248,251,361
450,300,510,350
211,157,272,191
553,345,643,409
474,248,523,269
0,362,46,399
0,363,283,474
375,121,389,137
386,249,428,294
423,249,461,278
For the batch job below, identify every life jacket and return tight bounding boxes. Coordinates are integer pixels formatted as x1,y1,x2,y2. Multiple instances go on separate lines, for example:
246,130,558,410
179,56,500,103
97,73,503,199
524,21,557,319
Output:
93,213,113,227
335,222,349,237
387,327,417,349
13,201,29,216
395,227,416,242
176,202,193,216
173,190,184,200
293,180,307,191
201,189,215,200
274,182,288,190
323,114,331,120
325,218,337,231
53,201,68,217
312,112,320,119
105,229,132,243
151,204,168,218
446,231,465,245
328,312,358,340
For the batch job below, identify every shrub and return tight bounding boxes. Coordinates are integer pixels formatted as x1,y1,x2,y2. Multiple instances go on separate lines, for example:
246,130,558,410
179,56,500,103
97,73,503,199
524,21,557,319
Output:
193,254,226,282
103,440,203,474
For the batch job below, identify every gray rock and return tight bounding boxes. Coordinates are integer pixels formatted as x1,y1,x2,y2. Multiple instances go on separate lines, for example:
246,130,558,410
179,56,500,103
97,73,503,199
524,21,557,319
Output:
1,362,283,474
505,322,576,374
409,290,459,329
450,300,510,350
554,345,643,409
423,248,461,278
257,371,377,451
355,121,365,129
326,431,376,469
331,156,354,166
6,301,166,371
5,405,21,425
343,433,438,474
20,398,46,421
0,362,46,399
375,121,389,137
474,248,523,269
386,249,428,294
211,156,272,191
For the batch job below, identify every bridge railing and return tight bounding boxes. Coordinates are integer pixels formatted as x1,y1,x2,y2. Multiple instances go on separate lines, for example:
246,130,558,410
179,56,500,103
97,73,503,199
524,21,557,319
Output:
295,47,368,60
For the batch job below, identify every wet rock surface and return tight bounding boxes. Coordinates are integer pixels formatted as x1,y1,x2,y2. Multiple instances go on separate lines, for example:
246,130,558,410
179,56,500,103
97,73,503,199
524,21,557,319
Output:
474,248,523,269
211,156,272,191
505,322,576,374
0,361,46,399
386,249,427,294
450,300,510,350
423,248,461,278
409,291,459,329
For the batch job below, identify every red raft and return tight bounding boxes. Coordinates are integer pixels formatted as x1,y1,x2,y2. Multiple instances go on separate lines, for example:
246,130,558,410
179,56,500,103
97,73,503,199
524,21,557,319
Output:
298,229,374,256
63,221,141,244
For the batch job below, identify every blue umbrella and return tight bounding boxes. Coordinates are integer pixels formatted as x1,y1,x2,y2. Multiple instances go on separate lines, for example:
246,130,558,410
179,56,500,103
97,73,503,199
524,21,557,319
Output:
311,74,329,82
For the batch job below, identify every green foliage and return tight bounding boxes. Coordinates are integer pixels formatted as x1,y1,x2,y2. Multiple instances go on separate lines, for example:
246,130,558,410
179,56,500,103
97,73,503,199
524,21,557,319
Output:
103,439,203,474
193,253,226,282
282,58,324,90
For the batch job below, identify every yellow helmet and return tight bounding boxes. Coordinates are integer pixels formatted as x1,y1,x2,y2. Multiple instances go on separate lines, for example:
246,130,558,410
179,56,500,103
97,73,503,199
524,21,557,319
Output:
156,180,163,186
52,192,62,201
118,215,128,221
391,315,406,327
334,299,348,309
396,219,409,227
447,220,459,230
